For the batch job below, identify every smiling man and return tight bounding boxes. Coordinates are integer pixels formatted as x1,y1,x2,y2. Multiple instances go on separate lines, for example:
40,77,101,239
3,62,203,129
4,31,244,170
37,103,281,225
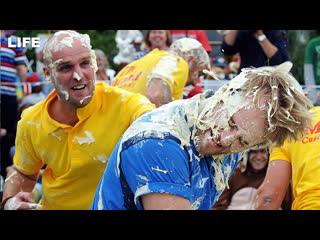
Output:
1,31,155,210
91,61,313,210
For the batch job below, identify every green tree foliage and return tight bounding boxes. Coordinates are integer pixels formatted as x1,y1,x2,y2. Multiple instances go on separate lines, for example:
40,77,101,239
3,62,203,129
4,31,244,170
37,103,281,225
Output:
78,30,118,69
286,30,318,84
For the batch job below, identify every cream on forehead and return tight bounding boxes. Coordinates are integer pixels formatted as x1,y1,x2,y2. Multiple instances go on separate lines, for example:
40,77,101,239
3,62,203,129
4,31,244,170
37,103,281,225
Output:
53,31,91,49
196,86,250,132
53,36,73,52
44,31,97,72
193,71,263,153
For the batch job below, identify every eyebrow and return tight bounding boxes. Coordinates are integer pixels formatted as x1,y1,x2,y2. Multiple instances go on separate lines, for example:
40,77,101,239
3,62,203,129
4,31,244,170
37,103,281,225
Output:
57,56,91,67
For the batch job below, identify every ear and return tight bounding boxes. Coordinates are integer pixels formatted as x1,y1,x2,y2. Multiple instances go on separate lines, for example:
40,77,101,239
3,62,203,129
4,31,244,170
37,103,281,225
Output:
186,55,194,65
43,66,49,76
43,66,52,82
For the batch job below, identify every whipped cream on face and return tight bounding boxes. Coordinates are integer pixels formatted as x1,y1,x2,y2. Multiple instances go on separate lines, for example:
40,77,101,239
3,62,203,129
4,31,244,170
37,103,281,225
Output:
73,72,81,81
43,31,98,104
113,61,303,192
43,30,98,84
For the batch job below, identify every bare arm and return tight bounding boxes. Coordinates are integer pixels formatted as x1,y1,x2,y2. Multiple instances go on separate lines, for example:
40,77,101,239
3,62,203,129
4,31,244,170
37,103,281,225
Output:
251,160,292,210
146,78,173,108
16,64,28,100
2,166,40,210
16,64,27,83
224,30,239,46
254,30,278,58
141,192,190,210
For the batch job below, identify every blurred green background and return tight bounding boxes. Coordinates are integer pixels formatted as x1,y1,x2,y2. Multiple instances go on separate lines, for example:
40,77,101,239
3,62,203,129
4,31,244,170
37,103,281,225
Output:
11,30,319,85
12,30,118,71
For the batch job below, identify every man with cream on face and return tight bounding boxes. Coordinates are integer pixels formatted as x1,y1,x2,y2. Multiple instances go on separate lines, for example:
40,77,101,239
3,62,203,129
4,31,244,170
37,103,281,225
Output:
1,31,155,210
91,61,314,210
112,37,211,108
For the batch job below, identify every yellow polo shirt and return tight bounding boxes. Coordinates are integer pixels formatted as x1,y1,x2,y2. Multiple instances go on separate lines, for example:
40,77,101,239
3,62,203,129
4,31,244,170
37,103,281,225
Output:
270,106,320,210
13,82,155,210
112,49,189,101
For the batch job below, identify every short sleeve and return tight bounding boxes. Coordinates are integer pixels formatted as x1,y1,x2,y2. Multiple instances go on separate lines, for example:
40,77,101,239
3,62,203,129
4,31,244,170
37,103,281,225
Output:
269,142,291,164
120,138,191,209
14,47,27,66
125,91,155,124
13,116,44,175
148,55,188,100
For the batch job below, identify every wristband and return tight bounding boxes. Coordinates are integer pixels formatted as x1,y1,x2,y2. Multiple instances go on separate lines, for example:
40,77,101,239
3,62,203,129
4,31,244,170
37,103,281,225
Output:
257,34,266,42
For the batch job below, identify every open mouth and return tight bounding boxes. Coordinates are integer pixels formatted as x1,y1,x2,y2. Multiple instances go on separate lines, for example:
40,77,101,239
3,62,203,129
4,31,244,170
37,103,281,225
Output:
71,84,86,90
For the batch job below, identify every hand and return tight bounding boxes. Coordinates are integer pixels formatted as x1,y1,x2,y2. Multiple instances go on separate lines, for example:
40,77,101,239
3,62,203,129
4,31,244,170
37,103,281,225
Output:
0,128,7,137
4,192,42,210
253,30,264,39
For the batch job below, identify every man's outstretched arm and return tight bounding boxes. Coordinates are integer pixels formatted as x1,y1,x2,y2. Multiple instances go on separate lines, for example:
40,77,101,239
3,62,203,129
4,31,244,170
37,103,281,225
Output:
251,160,292,210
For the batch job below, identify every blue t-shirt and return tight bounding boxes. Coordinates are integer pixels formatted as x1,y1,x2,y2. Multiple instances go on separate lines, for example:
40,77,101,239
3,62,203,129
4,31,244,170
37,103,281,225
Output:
90,93,242,209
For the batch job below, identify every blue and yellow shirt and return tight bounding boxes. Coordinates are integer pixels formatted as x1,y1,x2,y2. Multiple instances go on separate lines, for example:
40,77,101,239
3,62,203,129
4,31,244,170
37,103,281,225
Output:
91,91,241,210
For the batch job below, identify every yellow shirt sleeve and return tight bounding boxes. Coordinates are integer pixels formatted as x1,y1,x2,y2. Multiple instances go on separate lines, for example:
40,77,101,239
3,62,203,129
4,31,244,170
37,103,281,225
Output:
112,49,188,101
147,55,188,100
14,106,45,175
124,90,156,124
269,141,291,164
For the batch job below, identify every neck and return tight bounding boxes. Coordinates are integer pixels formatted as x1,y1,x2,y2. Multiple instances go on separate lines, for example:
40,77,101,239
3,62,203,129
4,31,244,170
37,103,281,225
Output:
158,46,169,51
48,96,79,127
97,68,105,73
